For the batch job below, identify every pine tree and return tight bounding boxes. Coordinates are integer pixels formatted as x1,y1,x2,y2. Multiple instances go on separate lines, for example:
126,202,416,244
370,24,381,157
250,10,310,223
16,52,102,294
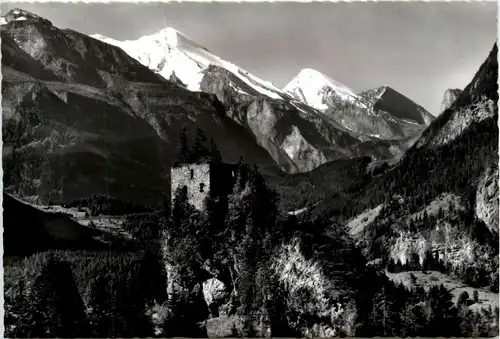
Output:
176,127,189,164
210,138,222,164
370,287,397,336
387,258,396,273
399,302,426,337
457,291,469,307
87,276,114,337
234,157,250,193
425,284,460,336
119,253,157,337
27,256,89,337
190,128,209,163
5,280,30,338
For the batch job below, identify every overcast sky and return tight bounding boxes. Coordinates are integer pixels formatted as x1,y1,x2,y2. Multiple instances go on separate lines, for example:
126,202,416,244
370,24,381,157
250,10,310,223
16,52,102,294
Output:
1,2,497,115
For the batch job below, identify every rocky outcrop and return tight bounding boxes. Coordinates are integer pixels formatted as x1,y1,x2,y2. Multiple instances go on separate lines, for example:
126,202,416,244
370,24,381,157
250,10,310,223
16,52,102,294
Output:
475,166,499,235
440,88,462,113
270,239,358,337
1,9,165,87
169,71,187,88
202,278,230,317
416,43,498,151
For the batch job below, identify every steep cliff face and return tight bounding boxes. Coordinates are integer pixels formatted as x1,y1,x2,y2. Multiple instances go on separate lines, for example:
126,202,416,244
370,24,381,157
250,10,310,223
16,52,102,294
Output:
416,97,496,150
416,44,498,152
1,9,165,86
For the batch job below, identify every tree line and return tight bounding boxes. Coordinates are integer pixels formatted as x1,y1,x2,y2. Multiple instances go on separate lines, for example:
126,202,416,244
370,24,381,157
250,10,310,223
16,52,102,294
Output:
175,127,222,166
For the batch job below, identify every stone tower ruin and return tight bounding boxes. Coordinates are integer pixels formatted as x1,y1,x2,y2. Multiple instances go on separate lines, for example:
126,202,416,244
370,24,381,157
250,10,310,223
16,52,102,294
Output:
170,162,237,211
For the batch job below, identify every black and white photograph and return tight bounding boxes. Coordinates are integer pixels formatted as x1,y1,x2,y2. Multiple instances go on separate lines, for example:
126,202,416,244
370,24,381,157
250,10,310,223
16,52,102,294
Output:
1,1,498,338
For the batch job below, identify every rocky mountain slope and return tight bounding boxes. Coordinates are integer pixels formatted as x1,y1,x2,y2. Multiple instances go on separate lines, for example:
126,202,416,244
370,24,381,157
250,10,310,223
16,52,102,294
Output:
199,64,409,171
322,85,434,141
359,85,435,125
1,9,285,206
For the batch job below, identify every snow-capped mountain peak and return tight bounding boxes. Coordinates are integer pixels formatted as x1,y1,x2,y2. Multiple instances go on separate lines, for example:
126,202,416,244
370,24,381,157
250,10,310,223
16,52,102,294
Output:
283,68,364,111
91,28,287,100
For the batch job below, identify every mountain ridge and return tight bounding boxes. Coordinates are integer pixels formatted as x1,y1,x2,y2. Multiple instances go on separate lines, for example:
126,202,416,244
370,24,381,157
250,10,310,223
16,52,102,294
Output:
92,25,433,152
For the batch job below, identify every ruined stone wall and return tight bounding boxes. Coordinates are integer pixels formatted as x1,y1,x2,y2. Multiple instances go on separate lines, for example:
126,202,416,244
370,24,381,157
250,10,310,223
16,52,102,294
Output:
171,163,211,211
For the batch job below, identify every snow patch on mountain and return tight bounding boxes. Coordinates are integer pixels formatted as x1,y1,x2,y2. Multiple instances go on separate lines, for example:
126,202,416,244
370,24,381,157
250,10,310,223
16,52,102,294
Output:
283,68,364,111
91,28,287,100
